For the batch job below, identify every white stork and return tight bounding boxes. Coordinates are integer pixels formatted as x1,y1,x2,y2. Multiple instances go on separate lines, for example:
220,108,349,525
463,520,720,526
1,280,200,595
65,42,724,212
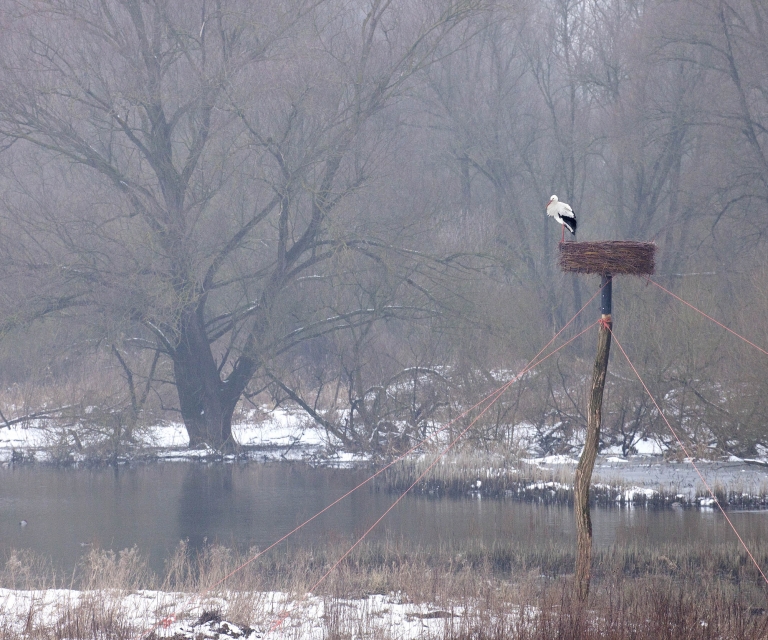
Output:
546,195,577,242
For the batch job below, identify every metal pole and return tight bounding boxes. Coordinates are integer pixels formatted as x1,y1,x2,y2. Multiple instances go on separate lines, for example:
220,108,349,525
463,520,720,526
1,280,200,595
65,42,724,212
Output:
600,273,613,320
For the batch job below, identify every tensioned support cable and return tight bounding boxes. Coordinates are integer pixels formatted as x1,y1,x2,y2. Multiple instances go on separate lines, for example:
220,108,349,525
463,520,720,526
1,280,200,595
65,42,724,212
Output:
264,319,601,635
204,289,608,588
650,278,768,357
609,327,768,590
139,287,609,639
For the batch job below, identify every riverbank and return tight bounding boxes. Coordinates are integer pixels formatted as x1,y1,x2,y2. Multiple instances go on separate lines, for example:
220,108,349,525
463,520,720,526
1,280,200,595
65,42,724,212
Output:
2,539,767,639
3,412,768,638
0,408,339,465
3,408,768,508
384,451,768,509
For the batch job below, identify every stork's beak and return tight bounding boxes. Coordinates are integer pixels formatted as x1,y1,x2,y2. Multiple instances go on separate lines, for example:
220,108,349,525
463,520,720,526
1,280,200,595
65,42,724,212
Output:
546,199,553,207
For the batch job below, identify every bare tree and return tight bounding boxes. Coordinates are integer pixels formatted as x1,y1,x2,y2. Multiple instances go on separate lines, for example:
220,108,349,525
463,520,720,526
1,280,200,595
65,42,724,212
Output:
0,0,478,451
2,0,768,461
647,0,768,254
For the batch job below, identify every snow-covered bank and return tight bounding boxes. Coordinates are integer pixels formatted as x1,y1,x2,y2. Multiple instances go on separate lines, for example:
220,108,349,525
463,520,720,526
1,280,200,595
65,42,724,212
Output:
0,587,514,639
524,452,768,506
0,407,348,465
3,408,768,506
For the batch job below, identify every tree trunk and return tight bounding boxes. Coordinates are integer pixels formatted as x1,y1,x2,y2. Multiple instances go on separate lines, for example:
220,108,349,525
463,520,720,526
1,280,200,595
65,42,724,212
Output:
172,308,243,452
574,279,612,602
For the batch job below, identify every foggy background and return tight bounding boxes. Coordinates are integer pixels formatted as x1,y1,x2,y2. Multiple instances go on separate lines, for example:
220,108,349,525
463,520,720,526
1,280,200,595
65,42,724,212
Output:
0,0,766,458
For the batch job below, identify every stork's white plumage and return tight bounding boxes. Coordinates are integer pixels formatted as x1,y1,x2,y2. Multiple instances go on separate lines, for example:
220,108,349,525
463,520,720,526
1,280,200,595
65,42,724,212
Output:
546,195,577,242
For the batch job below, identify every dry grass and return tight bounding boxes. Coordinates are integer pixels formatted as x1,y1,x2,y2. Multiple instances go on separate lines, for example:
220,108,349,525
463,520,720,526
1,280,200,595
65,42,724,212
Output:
2,537,768,639
559,241,656,275
382,451,768,508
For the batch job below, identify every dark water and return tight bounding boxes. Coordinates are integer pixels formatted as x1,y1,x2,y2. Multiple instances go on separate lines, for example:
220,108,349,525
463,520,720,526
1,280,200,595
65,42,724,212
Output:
1,462,766,576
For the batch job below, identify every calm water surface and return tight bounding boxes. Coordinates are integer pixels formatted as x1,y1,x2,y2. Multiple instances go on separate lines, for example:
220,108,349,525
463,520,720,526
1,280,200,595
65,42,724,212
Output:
1,463,766,575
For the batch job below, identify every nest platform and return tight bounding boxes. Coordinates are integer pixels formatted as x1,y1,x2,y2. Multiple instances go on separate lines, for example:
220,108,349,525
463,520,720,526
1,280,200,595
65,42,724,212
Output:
559,241,655,275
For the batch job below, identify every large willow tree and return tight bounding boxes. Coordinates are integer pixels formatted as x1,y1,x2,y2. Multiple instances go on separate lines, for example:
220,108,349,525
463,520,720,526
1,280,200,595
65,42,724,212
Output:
0,0,477,450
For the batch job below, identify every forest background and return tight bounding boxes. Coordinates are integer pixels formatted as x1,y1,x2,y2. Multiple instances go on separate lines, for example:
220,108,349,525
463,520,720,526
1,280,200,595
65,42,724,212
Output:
1,0,767,460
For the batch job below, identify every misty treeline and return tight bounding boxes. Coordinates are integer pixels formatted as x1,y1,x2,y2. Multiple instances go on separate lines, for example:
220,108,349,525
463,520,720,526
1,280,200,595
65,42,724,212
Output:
0,0,766,458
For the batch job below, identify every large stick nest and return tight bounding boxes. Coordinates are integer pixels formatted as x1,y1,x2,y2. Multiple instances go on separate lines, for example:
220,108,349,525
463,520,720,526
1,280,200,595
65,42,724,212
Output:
559,241,656,275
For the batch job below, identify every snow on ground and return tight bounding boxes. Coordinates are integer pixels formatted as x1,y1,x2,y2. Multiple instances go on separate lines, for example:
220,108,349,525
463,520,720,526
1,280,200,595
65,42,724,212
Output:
0,407,333,464
524,480,569,492
594,457,768,502
0,588,505,640
518,448,768,503
146,408,330,461
232,409,324,450
600,438,665,457
634,438,665,456
523,454,578,466
618,486,658,502
0,422,49,451
3,407,768,502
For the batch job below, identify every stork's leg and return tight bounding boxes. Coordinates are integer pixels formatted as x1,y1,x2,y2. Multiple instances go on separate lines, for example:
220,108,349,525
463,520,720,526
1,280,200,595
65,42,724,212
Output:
561,225,565,243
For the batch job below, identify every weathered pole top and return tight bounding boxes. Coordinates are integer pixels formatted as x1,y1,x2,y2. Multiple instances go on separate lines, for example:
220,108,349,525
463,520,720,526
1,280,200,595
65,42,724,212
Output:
559,241,656,275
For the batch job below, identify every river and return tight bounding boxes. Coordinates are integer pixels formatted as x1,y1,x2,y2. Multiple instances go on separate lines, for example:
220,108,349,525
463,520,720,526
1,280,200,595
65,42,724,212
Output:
2,462,767,576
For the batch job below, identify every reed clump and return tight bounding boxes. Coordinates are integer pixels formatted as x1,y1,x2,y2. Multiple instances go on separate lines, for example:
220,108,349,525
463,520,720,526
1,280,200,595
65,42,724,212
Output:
383,452,768,507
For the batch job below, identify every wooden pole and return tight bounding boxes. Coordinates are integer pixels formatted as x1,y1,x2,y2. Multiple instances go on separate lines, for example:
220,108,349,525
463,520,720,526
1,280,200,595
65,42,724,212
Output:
574,273,612,602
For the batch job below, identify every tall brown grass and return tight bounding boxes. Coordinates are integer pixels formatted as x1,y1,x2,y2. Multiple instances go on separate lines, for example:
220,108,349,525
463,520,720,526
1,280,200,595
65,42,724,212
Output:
2,537,767,639
383,452,768,507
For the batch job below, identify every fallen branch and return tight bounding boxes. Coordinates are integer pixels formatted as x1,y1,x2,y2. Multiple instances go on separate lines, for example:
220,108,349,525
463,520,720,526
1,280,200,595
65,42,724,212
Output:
0,405,76,429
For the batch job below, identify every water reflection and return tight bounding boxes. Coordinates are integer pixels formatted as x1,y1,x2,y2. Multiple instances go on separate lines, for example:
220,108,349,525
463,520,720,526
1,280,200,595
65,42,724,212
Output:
177,465,236,548
1,462,766,577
